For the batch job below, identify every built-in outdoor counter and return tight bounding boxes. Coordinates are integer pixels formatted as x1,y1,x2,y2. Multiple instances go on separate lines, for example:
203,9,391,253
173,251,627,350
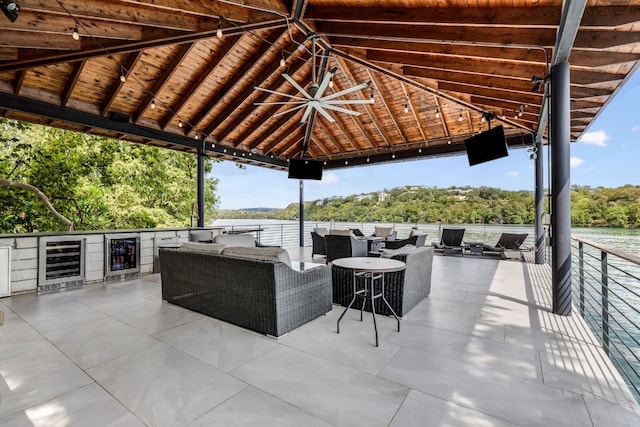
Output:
0,227,223,295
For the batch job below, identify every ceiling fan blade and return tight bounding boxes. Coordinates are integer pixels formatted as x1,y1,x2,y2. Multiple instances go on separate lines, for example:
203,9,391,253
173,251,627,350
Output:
254,86,307,101
323,98,376,106
314,105,335,123
321,104,362,116
253,101,308,106
321,82,369,102
300,104,314,124
282,73,312,99
271,103,309,118
314,72,333,100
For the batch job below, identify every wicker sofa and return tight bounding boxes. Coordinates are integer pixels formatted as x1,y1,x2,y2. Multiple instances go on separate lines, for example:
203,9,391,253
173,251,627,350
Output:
332,245,433,317
159,243,332,337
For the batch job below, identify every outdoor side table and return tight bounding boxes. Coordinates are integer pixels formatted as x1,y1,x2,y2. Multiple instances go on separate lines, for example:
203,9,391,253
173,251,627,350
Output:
466,242,484,256
333,257,405,346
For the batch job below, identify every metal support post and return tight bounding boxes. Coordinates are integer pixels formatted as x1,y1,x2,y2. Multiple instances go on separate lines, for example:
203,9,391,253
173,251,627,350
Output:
601,251,609,355
551,61,572,315
197,148,205,228
299,179,304,247
535,136,545,264
578,242,584,316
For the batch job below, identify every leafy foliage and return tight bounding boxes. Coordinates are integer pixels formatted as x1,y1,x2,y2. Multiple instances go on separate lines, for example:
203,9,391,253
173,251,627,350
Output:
223,184,640,228
0,119,219,232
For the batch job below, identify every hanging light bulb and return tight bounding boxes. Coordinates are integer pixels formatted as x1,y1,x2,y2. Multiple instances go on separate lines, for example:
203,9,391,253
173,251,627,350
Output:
404,98,409,114
458,110,463,122
329,76,334,89
119,73,126,83
366,156,370,163
194,132,200,140
178,119,183,128
391,153,396,159
435,107,440,119
72,25,80,41
344,159,348,165
370,89,374,100
279,51,286,68
418,147,422,153
518,105,525,117
501,109,506,120
151,99,156,109
481,114,486,123
216,18,223,39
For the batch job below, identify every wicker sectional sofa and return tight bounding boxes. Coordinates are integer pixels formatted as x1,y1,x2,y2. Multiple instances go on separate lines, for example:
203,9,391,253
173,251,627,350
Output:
332,245,434,317
159,242,332,337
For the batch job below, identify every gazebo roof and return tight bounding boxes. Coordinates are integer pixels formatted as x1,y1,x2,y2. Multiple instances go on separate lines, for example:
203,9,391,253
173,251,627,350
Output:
1,0,638,171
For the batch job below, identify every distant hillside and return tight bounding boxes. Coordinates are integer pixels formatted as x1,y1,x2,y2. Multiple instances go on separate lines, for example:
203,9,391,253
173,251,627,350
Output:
216,185,640,228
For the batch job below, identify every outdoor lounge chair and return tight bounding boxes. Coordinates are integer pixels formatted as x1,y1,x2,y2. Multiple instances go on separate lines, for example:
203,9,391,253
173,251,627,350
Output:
310,231,327,257
480,233,529,259
384,233,427,250
325,234,368,263
431,228,466,255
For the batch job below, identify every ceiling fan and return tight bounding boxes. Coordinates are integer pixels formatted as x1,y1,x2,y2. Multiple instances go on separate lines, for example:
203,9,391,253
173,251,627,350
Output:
253,37,374,124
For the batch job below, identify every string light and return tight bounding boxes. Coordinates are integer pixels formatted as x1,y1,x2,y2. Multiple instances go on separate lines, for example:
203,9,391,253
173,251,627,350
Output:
178,119,183,128
119,73,126,83
391,153,396,159
194,132,200,140
481,114,486,123
404,98,409,114
501,109,506,120
435,107,440,119
366,156,370,162
418,147,422,153
279,51,286,68
329,75,334,89
216,18,223,39
344,159,348,165
72,24,80,41
151,99,156,109
458,110,463,122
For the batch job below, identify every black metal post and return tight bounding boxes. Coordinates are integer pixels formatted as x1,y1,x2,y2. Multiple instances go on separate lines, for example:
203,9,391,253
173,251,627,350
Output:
551,62,572,316
197,148,205,228
601,250,610,355
579,242,584,316
535,137,545,264
299,179,304,247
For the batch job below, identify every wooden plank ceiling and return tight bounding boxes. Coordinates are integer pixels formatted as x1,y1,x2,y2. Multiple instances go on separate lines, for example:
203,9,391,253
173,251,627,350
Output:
0,0,639,171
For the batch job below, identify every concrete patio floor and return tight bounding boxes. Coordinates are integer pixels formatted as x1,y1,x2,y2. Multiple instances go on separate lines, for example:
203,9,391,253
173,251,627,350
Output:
1,248,640,426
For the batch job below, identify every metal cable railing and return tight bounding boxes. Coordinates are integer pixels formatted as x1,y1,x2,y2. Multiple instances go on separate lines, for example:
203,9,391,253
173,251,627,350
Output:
572,237,640,400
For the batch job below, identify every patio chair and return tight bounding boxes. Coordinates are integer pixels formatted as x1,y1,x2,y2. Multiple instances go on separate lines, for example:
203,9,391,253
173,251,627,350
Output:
478,233,529,259
370,225,397,241
325,234,368,264
310,231,327,257
431,228,466,255
384,233,427,250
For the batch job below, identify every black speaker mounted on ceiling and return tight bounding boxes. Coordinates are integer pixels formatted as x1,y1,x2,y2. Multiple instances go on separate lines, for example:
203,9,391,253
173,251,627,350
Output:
109,111,130,123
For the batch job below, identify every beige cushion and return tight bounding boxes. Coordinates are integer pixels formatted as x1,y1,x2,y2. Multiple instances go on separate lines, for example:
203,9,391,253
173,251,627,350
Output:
213,233,256,247
381,244,416,258
329,229,352,236
178,242,226,254
374,226,394,237
314,227,329,237
222,246,292,267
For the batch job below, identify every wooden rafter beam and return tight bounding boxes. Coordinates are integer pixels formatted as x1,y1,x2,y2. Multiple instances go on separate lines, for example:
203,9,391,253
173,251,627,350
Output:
61,61,86,107
401,83,427,142
132,43,196,123
0,19,286,72
307,6,640,28
260,119,305,154
13,70,26,95
100,51,143,116
366,69,408,143
470,96,541,115
184,29,285,133
438,81,543,106
162,34,243,131
314,119,346,155
329,73,377,150
570,86,613,99
0,47,18,60
0,30,80,50
119,0,289,20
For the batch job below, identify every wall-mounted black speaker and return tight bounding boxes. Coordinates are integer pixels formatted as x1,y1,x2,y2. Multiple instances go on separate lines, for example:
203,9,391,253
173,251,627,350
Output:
464,125,508,166
109,111,130,123
288,158,323,180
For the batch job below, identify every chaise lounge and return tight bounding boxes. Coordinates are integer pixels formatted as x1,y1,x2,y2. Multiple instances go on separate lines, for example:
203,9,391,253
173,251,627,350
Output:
432,228,466,255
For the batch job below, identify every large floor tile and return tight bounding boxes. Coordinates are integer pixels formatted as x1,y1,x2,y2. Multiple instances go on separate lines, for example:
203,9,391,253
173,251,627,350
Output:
87,344,246,427
0,383,143,427
107,298,201,335
46,316,163,369
11,297,107,334
380,347,592,427
189,386,332,426
154,317,276,372
231,345,409,427
390,389,517,427
584,395,640,427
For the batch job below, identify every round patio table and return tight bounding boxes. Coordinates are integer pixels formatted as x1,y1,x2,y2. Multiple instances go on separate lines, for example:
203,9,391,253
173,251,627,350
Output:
333,257,405,346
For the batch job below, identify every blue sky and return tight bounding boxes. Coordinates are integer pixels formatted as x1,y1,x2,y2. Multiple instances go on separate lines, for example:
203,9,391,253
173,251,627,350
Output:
212,70,640,210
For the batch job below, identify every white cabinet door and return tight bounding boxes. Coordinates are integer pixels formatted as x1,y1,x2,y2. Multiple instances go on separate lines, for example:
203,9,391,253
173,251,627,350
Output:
0,246,10,297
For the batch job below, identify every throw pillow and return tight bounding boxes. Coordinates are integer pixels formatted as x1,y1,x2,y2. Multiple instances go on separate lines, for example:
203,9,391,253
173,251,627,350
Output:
314,227,329,237
374,226,393,237
329,229,352,236
213,233,256,247
222,246,292,267
179,242,227,254
381,244,416,258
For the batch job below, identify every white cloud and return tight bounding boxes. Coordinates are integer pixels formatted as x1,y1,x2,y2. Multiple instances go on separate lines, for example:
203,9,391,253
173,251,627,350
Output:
321,172,339,184
578,130,610,147
507,170,520,177
570,157,585,168
632,125,640,132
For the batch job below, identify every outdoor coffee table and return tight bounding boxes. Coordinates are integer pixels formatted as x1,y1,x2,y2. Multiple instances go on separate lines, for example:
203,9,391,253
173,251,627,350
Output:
333,257,405,346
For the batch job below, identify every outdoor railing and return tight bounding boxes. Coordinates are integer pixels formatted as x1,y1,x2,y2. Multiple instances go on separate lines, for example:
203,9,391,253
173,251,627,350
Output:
217,221,536,250
572,237,640,399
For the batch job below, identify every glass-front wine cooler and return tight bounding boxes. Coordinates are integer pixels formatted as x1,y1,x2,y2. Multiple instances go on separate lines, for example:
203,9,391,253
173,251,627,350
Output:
104,233,140,279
